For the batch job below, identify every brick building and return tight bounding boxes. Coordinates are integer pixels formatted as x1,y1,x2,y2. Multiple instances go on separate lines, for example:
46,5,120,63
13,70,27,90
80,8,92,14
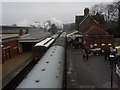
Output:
1,26,51,64
83,26,114,49
1,26,29,63
75,8,114,49
1,34,19,63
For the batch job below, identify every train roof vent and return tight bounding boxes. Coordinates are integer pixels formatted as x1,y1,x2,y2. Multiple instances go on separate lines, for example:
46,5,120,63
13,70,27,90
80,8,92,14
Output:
52,51,54,53
35,80,40,83
46,61,49,63
42,68,45,71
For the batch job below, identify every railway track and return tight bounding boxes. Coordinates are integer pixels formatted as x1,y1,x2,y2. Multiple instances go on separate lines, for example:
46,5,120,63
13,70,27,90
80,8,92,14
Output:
2,60,37,90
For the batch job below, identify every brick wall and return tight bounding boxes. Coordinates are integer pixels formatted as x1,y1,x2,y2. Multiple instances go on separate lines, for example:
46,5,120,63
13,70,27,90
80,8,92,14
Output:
2,40,19,63
83,37,114,49
79,16,97,33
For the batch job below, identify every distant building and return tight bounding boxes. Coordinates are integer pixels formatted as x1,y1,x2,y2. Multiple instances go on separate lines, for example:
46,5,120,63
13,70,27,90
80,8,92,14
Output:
75,8,114,49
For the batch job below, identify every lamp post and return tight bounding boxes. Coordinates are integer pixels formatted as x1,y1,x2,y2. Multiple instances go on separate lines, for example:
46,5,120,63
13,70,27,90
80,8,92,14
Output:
109,54,115,88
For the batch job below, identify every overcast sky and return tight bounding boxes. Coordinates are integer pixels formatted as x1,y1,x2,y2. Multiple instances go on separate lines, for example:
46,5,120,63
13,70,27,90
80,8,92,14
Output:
1,0,115,26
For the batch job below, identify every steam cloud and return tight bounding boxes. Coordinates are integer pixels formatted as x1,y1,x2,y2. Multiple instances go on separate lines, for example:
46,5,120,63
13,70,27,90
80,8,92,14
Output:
44,21,50,30
16,17,63,30
50,17,63,29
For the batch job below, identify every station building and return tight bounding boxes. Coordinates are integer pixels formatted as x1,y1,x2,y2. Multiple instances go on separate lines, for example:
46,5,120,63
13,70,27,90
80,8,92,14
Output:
75,8,114,49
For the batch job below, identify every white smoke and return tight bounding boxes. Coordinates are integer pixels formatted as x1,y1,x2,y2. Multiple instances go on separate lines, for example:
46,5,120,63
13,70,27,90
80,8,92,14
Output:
17,19,32,27
32,21,46,28
16,18,63,30
56,20,63,29
44,21,50,30
40,21,44,29
50,17,63,29
31,22,40,27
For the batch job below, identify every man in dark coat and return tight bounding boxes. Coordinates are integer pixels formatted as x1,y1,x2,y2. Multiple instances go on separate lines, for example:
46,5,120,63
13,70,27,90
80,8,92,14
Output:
83,48,89,60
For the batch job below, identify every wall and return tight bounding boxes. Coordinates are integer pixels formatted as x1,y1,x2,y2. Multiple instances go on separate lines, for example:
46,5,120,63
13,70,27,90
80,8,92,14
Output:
83,36,114,49
79,16,97,33
2,40,19,64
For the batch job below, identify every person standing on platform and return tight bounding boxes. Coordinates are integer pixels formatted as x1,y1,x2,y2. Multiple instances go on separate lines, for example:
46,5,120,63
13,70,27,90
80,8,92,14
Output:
83,48,89,60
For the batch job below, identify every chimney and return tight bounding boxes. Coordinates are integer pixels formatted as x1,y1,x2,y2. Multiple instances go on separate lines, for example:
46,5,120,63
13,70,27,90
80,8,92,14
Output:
19,29,29,36
19,29,23,36
84,8,89,17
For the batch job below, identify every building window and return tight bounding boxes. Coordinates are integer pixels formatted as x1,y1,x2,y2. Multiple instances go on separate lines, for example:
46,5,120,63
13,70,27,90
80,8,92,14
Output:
6,46,11,59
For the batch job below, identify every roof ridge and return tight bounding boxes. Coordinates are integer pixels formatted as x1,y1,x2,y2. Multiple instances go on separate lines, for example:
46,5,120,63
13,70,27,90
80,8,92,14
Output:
85,25,109,35
84,26,95,35
79,14,99,25
94,26,109,34
90,15,99,24
20,34,30,37
79,14,89,25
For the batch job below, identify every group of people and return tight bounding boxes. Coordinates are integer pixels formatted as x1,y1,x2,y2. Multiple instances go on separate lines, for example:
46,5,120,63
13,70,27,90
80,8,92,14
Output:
82,46,116,61
104,47,115,61
69,37,82,49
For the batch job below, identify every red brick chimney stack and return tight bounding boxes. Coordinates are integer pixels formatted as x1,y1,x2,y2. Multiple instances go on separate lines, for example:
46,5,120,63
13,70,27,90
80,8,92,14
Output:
84,8,89,17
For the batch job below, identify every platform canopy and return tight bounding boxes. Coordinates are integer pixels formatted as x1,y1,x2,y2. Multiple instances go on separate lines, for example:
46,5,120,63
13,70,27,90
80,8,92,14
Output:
67,30,83,37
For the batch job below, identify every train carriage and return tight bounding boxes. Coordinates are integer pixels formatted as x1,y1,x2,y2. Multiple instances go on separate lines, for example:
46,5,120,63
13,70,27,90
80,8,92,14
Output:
17,32,67,88
32,37,54,60
32,33,61,61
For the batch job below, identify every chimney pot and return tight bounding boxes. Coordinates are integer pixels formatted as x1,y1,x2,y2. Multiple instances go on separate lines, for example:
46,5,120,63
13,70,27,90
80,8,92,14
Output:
84,8,89,17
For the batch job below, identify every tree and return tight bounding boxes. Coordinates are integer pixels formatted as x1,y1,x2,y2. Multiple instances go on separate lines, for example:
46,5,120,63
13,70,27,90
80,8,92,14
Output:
90,1,120,37
118,1,120,28
90,3,106,15
90,3,118,22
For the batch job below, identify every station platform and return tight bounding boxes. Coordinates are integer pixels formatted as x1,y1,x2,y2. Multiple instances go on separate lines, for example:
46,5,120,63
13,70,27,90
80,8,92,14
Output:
1,52,32,88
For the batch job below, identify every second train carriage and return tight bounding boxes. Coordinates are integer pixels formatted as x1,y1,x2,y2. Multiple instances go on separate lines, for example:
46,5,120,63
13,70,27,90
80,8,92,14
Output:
32,37,54,60
32,33,61,60
17,32,67,88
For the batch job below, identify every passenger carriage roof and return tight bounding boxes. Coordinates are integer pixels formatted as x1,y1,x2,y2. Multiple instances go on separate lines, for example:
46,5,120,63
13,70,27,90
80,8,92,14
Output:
35,38,52,47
